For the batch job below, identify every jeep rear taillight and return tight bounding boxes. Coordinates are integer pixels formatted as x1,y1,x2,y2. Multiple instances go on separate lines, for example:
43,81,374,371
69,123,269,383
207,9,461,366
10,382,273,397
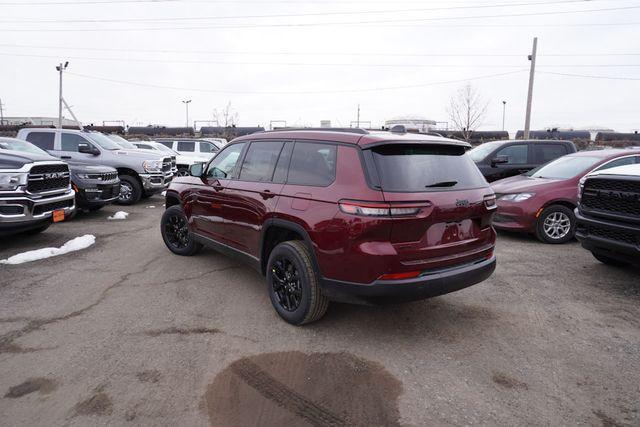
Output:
338,200,430,217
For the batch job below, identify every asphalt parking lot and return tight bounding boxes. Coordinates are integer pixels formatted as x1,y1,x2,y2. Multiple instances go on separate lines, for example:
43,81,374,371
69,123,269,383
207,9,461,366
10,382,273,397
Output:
0,196,638,426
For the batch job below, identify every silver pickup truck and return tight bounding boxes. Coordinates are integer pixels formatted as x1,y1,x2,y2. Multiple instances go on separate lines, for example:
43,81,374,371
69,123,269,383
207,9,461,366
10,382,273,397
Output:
17,128,173,205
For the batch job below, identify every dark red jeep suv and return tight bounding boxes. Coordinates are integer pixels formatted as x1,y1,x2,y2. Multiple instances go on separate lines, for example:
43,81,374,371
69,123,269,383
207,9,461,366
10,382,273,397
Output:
160,128,497,325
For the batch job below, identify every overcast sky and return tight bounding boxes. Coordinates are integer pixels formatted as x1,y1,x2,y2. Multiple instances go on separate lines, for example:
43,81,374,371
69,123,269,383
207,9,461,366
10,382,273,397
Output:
0,0,638,133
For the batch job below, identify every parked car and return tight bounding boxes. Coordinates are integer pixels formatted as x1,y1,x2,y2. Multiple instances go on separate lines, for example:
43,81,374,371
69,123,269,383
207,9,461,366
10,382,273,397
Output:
160,129,497,325
468,139,577,182
105,134,178,175
491,149,640,243
155,138,220,159
575,163,640,266
16,128,173,205
0,137,121,213
131,141,208,176
0,139,75,236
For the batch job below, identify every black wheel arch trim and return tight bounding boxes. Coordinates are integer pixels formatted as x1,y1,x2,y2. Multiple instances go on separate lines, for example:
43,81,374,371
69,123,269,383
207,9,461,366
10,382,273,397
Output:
260,218,322,277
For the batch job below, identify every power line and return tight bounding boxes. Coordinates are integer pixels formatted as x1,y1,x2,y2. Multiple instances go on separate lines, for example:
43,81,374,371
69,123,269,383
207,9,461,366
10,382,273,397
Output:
0,0,622,23
65,69,527,94
0,0,625,5
2,51,639,68
538,71,640,80
0,5,638,31
0,42,638,57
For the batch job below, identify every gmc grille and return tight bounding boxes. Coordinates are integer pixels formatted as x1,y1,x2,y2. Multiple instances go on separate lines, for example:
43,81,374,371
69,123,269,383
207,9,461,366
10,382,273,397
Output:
582,178,640,217
28,163,70,193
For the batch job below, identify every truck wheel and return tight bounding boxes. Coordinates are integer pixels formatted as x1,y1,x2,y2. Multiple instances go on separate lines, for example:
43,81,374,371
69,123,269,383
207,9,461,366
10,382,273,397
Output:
117,175,142,205
535,205,576,244
592,252,629,267
160,205,202,256
266,240,329,325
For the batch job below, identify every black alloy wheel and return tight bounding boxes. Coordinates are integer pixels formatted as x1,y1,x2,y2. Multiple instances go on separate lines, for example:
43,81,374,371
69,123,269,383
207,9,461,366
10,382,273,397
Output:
160,205,202,256
270,257,302,312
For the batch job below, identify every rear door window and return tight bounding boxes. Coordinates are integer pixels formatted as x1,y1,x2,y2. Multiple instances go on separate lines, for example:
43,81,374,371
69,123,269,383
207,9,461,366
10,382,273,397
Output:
496,144,528,164
177,141,195,152
370,144,487,191
287,142,337,187
239,141,284,182
157,140,174,149
199,141,218,153
25,132,55,150
534,144,567,163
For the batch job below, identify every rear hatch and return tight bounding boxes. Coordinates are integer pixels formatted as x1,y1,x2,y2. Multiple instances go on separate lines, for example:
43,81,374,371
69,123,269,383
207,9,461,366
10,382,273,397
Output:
365,143,495,270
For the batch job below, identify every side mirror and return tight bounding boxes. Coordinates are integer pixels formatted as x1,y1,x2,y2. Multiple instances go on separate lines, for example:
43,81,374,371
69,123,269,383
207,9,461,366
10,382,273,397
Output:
189,163,204,177
78,143,99,155
491,155,509,166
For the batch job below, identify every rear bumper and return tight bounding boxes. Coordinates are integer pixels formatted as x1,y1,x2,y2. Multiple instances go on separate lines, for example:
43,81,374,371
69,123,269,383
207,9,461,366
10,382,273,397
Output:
320,255,496,305
575,209,640,264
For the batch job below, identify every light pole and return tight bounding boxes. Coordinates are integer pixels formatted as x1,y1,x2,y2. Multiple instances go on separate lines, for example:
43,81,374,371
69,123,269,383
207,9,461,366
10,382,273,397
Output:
56,61,69,129
182,99,191,128
502,100,506,131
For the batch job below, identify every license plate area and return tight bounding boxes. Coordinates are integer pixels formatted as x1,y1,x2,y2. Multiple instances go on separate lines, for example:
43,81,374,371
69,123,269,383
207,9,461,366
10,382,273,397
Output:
52,209,65,223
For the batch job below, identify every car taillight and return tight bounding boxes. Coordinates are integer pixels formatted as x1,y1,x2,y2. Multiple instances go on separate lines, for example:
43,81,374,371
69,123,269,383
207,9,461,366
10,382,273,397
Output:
378,271,422,281
483,194,497,210
338,200,429,217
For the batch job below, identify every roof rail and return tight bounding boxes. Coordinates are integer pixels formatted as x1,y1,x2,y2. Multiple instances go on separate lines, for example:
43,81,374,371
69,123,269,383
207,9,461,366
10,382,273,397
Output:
262,127,369,135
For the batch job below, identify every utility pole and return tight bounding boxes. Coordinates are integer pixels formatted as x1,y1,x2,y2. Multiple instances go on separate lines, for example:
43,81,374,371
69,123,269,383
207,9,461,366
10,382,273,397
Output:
56,61,68,129
524,37,537,139
356,104,360,128
502,100,507,131
182,99,191,128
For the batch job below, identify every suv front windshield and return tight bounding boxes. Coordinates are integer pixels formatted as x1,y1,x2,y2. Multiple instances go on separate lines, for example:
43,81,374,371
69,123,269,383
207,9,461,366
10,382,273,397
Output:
370,144,487,191
86,132,124,150
525,155,602,179
0,138,49,156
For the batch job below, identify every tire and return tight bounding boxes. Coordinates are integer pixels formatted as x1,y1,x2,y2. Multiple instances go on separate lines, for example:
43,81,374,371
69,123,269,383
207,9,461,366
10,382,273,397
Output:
592,252,629,267
117,175,142,205
22,222,51,235
266,240,329,325
535,205,576,244
160,205,202,256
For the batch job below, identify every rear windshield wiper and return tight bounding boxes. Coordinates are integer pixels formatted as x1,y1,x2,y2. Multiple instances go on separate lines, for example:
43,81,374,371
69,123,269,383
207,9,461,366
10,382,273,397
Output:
425,181,458,188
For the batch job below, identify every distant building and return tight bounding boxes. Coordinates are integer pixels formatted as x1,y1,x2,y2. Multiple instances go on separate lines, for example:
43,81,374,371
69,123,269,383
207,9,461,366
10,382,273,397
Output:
385,116,437,133
320,120,331,128
1,116,79,127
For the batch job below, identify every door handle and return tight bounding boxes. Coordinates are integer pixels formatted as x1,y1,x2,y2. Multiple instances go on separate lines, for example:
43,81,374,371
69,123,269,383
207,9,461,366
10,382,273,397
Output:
260,189,276,199
61,156,71,159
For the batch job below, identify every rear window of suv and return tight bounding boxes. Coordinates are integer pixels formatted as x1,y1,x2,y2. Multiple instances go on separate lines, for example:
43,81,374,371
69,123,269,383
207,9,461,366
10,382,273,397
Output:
370,144,487,191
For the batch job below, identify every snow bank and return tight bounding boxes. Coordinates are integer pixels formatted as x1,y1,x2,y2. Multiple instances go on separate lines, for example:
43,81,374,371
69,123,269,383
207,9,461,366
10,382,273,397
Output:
161,191,166,196
107,211,129,220
0,235,96,265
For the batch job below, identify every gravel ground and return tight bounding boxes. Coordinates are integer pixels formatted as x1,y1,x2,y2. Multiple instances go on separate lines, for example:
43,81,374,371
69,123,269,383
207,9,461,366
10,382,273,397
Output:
0,196,638,426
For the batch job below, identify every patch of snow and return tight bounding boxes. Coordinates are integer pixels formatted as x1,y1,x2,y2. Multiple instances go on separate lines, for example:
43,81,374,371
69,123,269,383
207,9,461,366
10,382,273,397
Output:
161,191,166,196
146,205,156,209
107,211,129,220
0,235,96,265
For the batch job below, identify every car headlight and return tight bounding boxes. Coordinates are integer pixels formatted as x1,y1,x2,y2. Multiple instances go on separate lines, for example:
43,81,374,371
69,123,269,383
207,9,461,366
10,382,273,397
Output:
0,172,27,191
498,193,535,202
143,159,163,173
578,177,586,201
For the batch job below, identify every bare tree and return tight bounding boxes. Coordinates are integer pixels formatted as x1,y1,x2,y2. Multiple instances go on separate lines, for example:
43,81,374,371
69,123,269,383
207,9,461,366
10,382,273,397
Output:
213,101,239,128
447,84,488,141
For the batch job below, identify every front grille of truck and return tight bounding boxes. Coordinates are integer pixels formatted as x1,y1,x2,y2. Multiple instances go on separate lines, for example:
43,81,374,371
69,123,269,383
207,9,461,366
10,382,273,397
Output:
33,198,74,215
582,178,640,217
587,225,638,246
101,172,118,181
28,164,70,193
162,157,172,172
